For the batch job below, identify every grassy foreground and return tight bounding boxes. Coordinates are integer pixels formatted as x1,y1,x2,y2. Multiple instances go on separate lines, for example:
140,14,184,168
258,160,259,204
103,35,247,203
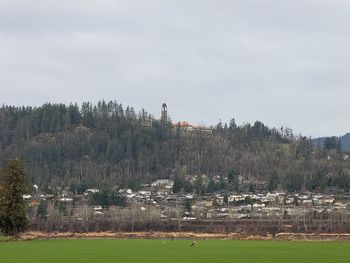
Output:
1,239,350,263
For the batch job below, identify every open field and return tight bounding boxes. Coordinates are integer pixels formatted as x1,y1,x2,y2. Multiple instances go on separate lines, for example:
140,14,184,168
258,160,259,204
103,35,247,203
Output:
1,239,350,263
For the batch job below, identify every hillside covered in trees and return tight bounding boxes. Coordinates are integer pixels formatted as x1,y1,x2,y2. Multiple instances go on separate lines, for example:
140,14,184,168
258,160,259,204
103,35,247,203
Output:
0,101,349,193
313,133,350,151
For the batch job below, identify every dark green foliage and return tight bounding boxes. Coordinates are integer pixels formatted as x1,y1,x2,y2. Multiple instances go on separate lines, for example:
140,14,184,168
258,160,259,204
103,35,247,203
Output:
0,160,28,235
285,171,304,192
184,199,193,212
37,200,48,220
223,194,229,204
183,181,193,193
305,170,329,191
295,137,313,160
268,171,279,192
249,183,256,193
109,192,127,207
90,192,109,207
194,176,205,195
228,169,240,192
173,175,185,193
90,190,126,207
120,178,141,192
206,179,215,193
334,170,350,190
70,183,89,195
324,137,342,151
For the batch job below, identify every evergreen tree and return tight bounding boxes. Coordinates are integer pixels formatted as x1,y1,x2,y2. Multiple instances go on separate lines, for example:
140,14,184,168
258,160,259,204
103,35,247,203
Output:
173,175,184,193
37,200,48,220
0,160,28,235
194,175,205,195
228,169,240,192
206,179,215,193
285,171,304,192
249,183,256,193
184,198,193,212
223,194,229,205
268,171,279,192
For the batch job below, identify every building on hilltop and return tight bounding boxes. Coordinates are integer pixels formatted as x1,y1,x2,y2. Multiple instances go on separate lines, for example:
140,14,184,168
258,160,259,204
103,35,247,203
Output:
173,121,212,133
160,103,211,132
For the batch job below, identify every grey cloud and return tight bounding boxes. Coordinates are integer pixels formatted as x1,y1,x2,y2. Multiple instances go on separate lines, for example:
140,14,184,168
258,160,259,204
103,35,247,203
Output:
1,0,350,137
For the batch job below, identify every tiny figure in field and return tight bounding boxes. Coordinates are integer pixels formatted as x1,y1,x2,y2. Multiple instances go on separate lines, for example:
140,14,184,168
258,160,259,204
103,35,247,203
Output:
190,240,198,247
171,236,174,242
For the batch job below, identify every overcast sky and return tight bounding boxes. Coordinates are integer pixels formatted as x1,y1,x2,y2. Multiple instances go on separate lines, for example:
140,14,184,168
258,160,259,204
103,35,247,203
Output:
0,1,349,137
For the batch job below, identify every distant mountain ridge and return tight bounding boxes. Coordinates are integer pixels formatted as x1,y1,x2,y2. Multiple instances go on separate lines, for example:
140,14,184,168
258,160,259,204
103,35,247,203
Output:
312,133,350,151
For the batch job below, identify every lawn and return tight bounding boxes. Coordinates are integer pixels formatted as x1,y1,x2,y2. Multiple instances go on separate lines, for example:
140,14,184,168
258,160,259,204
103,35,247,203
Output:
1,239,350,263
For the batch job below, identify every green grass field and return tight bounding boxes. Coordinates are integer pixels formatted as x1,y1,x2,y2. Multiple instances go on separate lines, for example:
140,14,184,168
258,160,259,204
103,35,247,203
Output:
1,239,350,263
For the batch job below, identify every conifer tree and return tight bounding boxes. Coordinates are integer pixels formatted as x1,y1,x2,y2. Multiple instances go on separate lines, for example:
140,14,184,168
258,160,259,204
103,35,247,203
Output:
0,160,28,235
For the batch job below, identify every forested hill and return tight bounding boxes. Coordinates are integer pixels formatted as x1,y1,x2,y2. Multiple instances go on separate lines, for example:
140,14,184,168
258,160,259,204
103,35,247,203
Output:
1,101,350,192
313,133,350,151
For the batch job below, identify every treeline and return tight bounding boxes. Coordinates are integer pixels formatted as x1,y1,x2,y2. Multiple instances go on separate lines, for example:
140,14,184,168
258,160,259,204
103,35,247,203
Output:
0,101,349,192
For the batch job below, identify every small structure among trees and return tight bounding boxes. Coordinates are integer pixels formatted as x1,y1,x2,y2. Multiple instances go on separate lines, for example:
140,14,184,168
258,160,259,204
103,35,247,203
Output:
0,160,28,235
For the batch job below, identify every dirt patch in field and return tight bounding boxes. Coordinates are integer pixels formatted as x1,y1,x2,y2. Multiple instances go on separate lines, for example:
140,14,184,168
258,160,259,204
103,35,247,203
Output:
275,233,350,241
16,231,350,241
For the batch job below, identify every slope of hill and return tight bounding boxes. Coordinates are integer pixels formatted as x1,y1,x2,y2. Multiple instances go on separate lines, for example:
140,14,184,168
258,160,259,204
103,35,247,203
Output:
312,133,350,151
341,133,350,151
1,101,350,192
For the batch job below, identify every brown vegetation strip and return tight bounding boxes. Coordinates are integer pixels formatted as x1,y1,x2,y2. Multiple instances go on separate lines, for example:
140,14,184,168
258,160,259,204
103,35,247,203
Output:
16,231,350,241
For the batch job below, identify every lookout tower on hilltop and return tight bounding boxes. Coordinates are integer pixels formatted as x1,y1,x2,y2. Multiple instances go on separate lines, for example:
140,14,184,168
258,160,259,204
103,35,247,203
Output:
161,103,168,124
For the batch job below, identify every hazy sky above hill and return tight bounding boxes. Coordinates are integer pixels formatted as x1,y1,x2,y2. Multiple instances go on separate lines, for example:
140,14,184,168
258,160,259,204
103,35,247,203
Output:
1,0,349,137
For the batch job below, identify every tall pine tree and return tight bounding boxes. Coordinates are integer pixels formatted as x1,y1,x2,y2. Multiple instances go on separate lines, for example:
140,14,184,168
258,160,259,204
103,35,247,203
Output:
0,160,28,235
